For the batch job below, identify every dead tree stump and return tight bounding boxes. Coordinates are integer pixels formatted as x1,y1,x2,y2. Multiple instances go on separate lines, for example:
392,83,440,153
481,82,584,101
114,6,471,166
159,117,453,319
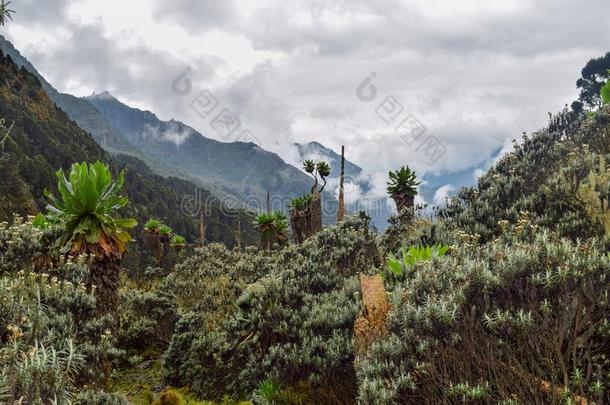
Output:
354,273,390,357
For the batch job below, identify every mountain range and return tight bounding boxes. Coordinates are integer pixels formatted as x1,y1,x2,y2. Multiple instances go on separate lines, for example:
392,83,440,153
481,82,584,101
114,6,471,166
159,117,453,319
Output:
0,35,343,218
0,34,488,233
84,91,318,210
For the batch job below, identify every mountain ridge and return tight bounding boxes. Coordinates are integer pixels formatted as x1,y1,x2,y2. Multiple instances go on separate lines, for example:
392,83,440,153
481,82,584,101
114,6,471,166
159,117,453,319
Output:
84,91,339,218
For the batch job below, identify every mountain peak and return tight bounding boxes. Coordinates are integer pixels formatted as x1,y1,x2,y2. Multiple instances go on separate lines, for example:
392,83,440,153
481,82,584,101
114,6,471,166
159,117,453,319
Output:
295,141,363,179
87,90,117,101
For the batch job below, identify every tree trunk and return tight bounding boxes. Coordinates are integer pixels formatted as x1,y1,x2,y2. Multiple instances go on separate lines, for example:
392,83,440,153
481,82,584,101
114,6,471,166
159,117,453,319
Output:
89,255,121,317
266,190,271,214
199,211,206,245
394,194,415,213
291,209,309,244
235,219,242,251
145,232,163,263
310,190,323,234
354,274,389,357
261,230,274,251
337,145,346,222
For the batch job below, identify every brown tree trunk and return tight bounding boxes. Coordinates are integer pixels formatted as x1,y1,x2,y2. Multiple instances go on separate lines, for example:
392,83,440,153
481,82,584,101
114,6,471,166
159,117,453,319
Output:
260,229,275,251
354,274,389,357
337,145,345,222
89,256,121,317
394,194,415,213
146,232,164,263
310,190,323,235
290,209,308,244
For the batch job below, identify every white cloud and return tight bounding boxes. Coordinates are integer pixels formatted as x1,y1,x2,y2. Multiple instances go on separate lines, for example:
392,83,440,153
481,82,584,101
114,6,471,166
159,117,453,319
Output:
3,0,609,190
143,123,193,147
433,184,455,206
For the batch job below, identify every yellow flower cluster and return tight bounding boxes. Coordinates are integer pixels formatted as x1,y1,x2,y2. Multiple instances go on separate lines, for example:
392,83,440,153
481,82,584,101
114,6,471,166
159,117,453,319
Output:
456,230,480,246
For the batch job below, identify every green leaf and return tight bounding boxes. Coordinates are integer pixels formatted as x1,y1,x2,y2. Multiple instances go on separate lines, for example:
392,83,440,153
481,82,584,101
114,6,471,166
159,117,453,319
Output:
601,80,610,105
32,213,49,229
387,254,403,276
42,161,135,257
115,218,138,229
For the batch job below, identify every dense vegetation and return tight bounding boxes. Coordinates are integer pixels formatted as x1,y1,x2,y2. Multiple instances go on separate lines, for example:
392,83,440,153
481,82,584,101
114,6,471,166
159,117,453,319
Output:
1,18,610,403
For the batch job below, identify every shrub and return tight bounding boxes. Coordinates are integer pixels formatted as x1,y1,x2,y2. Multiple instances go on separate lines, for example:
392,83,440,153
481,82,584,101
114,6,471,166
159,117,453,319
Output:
162,243,269,317
601,79,610,105
74,390,130,405
163,215,381,402
357,228,610,404
117,287,178,352
154,388,185,405
0,215,49,274
0,218,124,402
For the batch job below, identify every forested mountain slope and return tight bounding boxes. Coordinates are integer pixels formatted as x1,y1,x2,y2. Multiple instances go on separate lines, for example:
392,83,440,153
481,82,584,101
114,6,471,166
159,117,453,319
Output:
438,106,605,241
0,51,256,261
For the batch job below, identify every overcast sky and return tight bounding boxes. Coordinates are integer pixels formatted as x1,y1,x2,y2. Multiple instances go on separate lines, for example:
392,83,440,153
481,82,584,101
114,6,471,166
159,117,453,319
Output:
3,0,609,190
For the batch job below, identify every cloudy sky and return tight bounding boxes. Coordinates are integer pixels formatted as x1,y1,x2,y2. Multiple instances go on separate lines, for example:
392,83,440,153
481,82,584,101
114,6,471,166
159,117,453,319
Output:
3,0,609,190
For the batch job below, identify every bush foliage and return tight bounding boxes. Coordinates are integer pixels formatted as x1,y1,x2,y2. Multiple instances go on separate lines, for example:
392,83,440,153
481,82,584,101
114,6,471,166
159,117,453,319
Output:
0,217,125,403
358,225,610,403
164,215,381,403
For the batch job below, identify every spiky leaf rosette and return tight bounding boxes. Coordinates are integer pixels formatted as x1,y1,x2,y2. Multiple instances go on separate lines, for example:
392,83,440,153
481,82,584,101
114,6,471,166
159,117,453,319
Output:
170,235,186,250
0,0,14,26
289,194,313,212
303,159,316,174
316,161,331,178
254,213,287,235
254,213,278,234
144,218,161,233
158,224,172,236
386,166,421,211
254,212,288,248
44,161,137,258
273,212,289,243
386,166,421,198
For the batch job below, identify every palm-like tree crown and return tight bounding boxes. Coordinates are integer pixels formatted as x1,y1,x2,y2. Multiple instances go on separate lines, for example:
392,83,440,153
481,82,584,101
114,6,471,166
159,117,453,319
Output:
0,1,15,26
387,166,421,203
303,159,316,174
316,161,331,178
302,159,332,193
289,194,313,211
44,161,137,257
254,212,288,247
254,212,282,233
316,161,331,192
